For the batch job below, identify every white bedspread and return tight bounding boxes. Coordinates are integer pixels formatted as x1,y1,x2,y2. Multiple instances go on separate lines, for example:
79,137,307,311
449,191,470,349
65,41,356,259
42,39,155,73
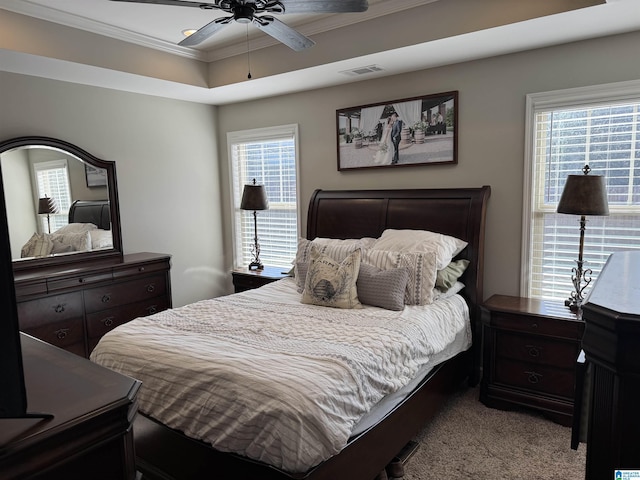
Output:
90,278,470,473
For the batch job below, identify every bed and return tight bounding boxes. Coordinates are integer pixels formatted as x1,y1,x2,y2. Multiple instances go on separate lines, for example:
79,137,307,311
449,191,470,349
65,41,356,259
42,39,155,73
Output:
91,187,490,480
19,199,113,258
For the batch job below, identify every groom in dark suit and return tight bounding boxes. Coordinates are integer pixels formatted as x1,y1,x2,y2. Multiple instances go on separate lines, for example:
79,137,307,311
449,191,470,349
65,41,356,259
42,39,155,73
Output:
390,112,403,164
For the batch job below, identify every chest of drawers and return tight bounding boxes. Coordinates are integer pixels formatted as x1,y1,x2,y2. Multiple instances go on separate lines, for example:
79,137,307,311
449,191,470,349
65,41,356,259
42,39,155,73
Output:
14,252,171,358
480,294,584,426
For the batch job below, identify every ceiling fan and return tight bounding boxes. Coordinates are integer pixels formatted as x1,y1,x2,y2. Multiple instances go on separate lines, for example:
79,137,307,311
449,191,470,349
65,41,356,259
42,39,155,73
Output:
109,0,369,51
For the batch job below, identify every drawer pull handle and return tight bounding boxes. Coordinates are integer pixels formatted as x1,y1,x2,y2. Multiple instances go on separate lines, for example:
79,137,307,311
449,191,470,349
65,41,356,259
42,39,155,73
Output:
146,284,156,293
147,305,158,315
525,345,540,357
102,317,115,327
525,371,543,384
54,304,65,313
531,323,538,329
102,294,111,303
139,266,145,272
55,328,69,339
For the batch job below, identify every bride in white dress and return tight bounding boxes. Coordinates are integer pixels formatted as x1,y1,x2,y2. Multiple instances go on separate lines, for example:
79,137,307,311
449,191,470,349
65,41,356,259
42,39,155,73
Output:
373,118,393,165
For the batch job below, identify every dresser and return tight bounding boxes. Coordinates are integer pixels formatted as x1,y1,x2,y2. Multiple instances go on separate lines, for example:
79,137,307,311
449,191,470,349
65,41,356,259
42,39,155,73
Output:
580,251,640,479
0,333,140,480
480,294,584,426
14,252,172,358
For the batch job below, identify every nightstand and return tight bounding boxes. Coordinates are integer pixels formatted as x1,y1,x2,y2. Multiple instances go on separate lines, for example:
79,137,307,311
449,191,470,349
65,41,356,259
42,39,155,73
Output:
480,294,584,426
232,266,289,293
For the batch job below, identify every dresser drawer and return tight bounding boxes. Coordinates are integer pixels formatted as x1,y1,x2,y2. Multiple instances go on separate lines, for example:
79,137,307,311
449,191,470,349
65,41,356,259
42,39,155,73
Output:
23,317,85,354
495,331,579,368
86,296,169,352
47,271,114,292
83,274,167,313
17,292,84,328
491,312,582,340
494,359,575,398
113,260,169,280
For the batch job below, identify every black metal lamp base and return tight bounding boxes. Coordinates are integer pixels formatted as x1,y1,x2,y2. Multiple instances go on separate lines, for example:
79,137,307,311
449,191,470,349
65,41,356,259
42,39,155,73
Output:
248,261,263,271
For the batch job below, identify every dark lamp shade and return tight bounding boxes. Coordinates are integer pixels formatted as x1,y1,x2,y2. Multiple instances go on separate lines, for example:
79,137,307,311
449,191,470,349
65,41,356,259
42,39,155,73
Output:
37,197,59,215
240,184,269,211
557,174,609,216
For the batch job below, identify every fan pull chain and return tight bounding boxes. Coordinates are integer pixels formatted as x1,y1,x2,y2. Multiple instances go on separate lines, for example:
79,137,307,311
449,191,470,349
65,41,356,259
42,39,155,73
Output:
246,25,252,79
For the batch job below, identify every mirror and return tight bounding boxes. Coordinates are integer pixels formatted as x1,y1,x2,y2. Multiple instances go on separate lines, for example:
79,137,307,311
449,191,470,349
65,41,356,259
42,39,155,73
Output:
0,136,122,272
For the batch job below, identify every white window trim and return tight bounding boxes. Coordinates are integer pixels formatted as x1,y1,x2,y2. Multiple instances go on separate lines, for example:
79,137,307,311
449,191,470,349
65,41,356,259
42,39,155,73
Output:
226,124,301,270
521,78,640,297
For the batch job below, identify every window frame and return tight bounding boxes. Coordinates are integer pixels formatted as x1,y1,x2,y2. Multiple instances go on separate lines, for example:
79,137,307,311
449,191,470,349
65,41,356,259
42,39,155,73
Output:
521,79,640,299
32,158,72,233
227,124,301,271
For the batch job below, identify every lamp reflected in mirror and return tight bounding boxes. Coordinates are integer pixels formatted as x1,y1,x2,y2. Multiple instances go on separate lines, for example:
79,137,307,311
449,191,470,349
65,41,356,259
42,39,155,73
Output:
240,179,269,271
556,164,609,312
37,196,58,234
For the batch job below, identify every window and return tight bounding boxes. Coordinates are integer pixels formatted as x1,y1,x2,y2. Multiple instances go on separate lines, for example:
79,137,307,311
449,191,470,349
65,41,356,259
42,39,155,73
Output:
33,159,72,233
523,80,640,301
228,125,299,270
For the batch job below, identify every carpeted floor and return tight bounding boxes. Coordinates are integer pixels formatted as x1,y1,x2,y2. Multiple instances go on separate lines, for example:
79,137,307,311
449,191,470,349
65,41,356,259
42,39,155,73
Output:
401,387,586,480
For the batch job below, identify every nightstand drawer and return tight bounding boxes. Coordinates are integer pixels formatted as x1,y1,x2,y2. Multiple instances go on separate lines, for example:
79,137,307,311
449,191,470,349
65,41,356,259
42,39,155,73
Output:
495,331,579,368
492,312,582,340
495,359,575,398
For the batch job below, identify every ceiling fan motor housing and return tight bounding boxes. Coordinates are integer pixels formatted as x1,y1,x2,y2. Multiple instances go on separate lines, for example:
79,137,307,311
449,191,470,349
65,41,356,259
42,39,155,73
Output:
234,4,255,23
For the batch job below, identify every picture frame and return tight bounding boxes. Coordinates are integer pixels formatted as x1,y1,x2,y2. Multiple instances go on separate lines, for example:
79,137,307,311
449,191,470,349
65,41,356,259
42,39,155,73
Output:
85,164,108,188
336,91,458,171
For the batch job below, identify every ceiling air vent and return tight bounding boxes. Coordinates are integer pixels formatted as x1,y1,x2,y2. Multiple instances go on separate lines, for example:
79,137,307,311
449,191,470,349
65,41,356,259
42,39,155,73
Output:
339,65,385,77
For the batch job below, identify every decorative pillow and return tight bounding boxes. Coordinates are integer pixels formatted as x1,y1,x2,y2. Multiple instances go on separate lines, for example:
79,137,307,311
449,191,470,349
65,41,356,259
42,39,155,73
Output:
362,249,438,305
89,229,113,249
50,231,92,253
54,222,97,234
432,281,465,301
301,248,362,309
371,229,467,270
436,259,470,291
357,263,409,311
312,237,377,248
20,233,54,258
294,237,368,292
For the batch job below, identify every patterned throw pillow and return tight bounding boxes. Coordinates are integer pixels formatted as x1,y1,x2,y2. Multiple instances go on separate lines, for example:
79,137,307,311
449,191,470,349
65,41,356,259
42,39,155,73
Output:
357,263,409,311
20,233,54,258
362,249,438,305
301,248,362,309
294,237,368,292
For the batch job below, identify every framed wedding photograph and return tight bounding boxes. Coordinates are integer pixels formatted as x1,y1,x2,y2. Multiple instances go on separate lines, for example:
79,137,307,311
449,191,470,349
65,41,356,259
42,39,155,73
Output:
85,163,108,187
336,91,458,171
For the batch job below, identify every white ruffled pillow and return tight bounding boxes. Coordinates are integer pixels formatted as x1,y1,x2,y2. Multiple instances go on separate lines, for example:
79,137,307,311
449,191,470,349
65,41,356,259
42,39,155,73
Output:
371,229,467,270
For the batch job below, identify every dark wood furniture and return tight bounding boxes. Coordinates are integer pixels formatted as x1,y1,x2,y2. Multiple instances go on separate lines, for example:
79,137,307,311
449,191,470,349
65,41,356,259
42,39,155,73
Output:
14,252,172,358
232,266,289,292
134,186,491,480
480,294,584,426
0,334,140,480
580,251,640,479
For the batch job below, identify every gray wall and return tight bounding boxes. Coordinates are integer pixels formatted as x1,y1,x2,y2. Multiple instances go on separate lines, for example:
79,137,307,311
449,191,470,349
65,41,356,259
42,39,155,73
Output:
2,29,639,306
0,72,225,307
217,30,640,300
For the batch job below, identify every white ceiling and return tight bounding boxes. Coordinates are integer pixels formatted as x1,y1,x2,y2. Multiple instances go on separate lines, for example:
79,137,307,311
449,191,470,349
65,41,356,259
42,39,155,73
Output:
1,0,640,105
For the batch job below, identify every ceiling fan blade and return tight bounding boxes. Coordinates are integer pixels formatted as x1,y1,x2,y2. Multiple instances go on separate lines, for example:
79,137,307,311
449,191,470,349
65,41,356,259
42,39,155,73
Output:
109,0,220,7
178,17,232,46
254,16,315,51
277,0,368,14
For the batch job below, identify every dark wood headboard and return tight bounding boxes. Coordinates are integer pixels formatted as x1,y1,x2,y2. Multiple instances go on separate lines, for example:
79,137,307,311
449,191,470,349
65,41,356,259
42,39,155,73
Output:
68,200,111,230
306,187,491,324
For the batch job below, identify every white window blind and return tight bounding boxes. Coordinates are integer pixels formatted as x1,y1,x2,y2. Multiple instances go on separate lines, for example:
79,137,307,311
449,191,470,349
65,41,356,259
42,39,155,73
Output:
33,159,72,233
523,83,640,301
228,125,299,270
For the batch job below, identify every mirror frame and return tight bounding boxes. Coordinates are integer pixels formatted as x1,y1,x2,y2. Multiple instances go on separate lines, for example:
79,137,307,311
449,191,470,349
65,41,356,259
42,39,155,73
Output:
0,136,123,272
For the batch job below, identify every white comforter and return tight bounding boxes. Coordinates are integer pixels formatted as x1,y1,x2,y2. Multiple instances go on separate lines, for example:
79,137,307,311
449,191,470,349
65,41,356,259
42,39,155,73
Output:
90,278,470,473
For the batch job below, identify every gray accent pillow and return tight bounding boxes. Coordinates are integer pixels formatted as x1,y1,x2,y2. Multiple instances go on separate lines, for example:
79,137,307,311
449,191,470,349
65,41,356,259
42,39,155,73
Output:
357,263,409,311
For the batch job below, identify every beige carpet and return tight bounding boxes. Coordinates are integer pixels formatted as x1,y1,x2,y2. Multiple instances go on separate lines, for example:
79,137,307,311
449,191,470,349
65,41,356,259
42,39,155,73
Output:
401,387,586,480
